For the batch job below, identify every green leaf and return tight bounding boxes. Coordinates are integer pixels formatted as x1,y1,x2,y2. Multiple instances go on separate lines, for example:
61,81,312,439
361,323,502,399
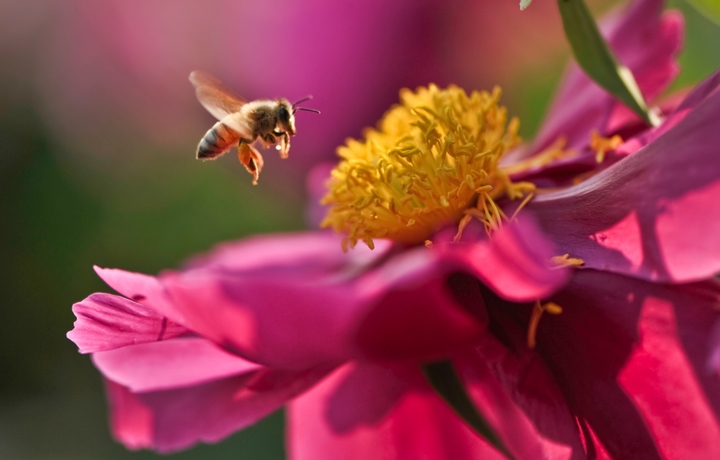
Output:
422,360,515,460
557,0,660,126
520,0,533,10
685,0,720,26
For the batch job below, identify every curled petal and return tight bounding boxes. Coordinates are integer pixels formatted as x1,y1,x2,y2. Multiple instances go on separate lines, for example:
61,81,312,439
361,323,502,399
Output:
68,293,187,354
530,85,720,282
93,266,182,324
436,217,571,302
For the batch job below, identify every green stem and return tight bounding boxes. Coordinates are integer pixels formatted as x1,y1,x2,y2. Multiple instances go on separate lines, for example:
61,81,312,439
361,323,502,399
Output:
422,360,515,460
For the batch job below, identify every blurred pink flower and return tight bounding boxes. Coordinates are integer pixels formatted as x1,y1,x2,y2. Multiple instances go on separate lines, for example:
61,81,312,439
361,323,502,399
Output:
35,0,564,179
68,0,720,458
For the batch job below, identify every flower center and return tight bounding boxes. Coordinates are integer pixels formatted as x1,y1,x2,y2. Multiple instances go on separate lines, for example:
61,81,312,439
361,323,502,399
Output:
321,84,531,250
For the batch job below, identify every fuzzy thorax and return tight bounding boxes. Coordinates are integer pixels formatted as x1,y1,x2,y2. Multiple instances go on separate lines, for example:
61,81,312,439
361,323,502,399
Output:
321,84,530,250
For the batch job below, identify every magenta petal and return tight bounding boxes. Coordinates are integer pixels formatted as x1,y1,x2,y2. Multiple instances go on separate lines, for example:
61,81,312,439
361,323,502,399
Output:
353,272,486,362
467,336,586,458
531,0,683,153
710,320,720,376
68,293,187,353
97,224,567,369
157,241,487,368
93,265,184,325
438,217,570,302
530,86,720,282
106,367,329,453
534,270,720,458
154,265,365,370
288,361,575,460
617,69,720,156
92,337,261,392
105,379,154,450
288,362,502,460
96,332,332,452
181,231,392,272
454,351,582,460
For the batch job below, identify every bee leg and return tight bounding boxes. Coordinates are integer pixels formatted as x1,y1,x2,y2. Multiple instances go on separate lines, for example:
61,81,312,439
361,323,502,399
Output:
273,131,290,159
237,142,264,185
262,133,276,145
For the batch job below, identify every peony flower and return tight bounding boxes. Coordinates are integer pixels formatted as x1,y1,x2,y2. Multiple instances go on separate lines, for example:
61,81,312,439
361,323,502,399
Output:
69,0,720,458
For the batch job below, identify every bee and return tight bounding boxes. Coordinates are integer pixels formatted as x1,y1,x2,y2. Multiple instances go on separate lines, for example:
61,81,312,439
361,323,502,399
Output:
189,70,319,184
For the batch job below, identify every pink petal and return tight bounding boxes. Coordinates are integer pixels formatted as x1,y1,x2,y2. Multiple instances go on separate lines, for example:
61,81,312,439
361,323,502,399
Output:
104,365,330,453
710,319,720,376
93,265,184,324
288,360,576,460
97,233,473,369
469,333,586,458
531,270,720,458
435,217,570,302
105,379,154,450
530,85,720,282
349,218,569,361
617,69,720,156
531,0,683,154
155,242,486,369
92,337,261,392
97,222,568,369
94,232,391,326
162,226,565,366
288,362,503,460
68,293,188,353
180,230,393,272
454,351,582,459
351,272,487,362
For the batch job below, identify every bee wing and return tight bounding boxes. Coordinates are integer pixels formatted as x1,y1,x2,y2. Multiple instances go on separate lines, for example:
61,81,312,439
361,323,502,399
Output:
189,70,247,121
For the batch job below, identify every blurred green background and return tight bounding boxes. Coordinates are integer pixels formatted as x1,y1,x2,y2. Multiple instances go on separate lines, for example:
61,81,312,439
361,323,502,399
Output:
0,0,718,458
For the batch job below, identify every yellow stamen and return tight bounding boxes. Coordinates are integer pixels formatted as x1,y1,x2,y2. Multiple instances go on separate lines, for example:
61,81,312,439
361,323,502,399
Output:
321,84,533,250
527,300,563,349
551,253,585,268
454,214,473,242
502,137,574,176
509,192,535,222
590,130,623,164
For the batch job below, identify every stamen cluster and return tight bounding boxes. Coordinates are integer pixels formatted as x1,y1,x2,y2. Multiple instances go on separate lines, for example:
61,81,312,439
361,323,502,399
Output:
321,84,522,250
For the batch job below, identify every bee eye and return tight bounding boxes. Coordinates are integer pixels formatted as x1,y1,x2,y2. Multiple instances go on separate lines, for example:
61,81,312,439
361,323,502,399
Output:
278,105,289,120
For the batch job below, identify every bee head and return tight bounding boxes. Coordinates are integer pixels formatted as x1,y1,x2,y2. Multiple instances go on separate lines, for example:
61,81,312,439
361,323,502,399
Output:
276,99,296,135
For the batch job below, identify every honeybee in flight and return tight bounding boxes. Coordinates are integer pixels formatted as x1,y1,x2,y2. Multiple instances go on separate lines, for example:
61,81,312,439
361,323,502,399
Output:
189,71,319,184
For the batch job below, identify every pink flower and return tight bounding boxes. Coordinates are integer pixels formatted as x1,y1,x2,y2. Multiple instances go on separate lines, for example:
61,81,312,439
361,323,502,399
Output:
69,0,720,458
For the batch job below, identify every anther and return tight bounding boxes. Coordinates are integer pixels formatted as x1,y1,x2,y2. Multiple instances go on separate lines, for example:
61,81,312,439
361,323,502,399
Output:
527,300,563,349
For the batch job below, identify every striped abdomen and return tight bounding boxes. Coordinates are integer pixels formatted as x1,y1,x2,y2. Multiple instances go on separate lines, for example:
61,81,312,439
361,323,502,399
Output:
196,122,241,160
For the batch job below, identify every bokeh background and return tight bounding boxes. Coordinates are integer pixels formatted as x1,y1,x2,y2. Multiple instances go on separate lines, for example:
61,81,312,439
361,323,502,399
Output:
0,0,718,458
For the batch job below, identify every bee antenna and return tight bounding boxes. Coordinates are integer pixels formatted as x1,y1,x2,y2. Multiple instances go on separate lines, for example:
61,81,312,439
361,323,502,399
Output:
292,95,313,108
295,107,321,114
